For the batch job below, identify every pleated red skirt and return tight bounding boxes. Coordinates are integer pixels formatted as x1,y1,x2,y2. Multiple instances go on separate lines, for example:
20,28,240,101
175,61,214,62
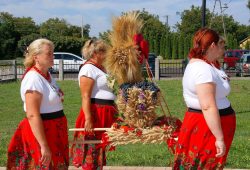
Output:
173,110,236,170
7,115,69,170
70,103,117,170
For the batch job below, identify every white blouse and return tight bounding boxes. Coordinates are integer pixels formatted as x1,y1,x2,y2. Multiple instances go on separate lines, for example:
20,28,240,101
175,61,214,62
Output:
78,63,115,100
21,71,63,113
182,61,231,110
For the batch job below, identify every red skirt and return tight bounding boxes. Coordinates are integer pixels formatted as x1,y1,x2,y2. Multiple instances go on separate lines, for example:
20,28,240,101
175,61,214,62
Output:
70,103,117,170
7,115,69,170
173,110,236,170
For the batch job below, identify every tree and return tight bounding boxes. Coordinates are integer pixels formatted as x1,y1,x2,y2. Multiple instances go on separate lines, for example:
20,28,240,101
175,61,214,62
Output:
178,34,184,59
14,17,38,37
165,33,171,59
171,34,178,59
99,30,111,44
176,5,249,49
159,35,166,58
17,33,42,54
184,35,192,58
51,36,86,55
0,12,18,59
176,6,212,35
226,33,234,49
39,18,90,55
68,24,90,38
235,25,250,43
40,18,70,38
12,17,39,56
139,10,169,54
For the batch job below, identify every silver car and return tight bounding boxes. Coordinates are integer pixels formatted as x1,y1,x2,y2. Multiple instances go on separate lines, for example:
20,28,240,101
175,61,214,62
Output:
235,54,250,77
52,52,85,72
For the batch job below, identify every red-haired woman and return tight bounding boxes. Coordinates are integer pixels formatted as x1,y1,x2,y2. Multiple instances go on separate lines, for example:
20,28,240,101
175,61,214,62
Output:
173,28,236,170
7,39,68,170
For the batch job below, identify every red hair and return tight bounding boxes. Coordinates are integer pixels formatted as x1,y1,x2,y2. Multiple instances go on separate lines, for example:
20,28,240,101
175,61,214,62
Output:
188,28,221,68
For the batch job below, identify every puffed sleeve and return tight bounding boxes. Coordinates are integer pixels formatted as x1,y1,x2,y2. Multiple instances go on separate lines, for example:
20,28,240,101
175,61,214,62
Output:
22,72,44,94
78,64,97,80
193,62,216,85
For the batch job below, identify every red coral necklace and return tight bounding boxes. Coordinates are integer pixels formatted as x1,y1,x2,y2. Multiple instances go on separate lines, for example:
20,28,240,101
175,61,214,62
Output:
84,59,106,73
33,66,51,82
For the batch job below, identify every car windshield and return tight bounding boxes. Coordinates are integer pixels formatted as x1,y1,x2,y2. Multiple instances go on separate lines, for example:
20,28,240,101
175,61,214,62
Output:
247,56,250,63
63,54,79,60
235,51,242,58
54,54,62,59
226,51,233,57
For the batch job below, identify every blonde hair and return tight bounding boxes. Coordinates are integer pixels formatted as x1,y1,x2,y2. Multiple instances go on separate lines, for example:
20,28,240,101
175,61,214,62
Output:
24,38,54,68
82,39,107,60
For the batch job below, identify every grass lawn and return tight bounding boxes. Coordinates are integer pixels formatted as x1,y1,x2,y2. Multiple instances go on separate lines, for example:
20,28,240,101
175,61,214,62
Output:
0,79,249,168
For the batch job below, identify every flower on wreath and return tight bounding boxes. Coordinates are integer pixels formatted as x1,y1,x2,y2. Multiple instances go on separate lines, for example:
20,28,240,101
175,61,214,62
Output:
106,74,119,95
116,81,160,128
135,129,143,137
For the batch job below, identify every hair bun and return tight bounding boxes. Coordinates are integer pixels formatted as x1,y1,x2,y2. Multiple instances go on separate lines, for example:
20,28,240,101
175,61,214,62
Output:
189,47,202,59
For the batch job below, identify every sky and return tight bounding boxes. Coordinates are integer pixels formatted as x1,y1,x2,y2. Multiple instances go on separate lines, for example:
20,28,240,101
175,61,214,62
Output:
0,0,249,37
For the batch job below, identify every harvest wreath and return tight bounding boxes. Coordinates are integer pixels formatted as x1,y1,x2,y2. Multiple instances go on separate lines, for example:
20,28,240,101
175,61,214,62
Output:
70,11,182,155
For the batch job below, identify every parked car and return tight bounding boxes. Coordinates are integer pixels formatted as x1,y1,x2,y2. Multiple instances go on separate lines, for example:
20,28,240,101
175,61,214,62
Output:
223,49,250,70
235,54,250,77
148,53,157,74
142,53,157,76
52,52,85,72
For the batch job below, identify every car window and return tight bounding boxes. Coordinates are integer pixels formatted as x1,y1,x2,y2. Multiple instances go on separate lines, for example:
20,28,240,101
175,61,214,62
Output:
54,54,62,59
62,54,82,61
62,54,73,60
74,56,82,61
246,56,250,63
225,51,233,57
235,51,242,58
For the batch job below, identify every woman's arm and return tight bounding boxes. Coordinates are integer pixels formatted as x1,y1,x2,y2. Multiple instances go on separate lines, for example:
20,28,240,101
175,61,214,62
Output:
196,83,226,157
79,76,95,132
25,91,51,165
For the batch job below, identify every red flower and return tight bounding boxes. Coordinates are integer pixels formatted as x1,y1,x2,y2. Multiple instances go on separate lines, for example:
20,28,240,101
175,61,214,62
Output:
133,34,149,64
108,146,116,151
112,123,119,129
120,126,129,133
135,129,142,137
166,138,176,153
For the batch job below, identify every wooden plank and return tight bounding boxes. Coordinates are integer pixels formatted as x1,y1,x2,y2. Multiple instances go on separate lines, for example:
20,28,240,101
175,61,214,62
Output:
69,128,111,131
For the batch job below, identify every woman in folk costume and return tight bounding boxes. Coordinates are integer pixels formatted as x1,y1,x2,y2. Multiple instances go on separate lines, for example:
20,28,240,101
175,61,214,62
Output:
70,39,117,170
173,28,236,169
7,38,69,170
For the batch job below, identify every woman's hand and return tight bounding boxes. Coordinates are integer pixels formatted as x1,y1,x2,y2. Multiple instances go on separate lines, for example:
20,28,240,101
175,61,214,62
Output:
79,76,95,133
25,91,52,166
40,144,52,166
84,118,93,133
215,140,226,157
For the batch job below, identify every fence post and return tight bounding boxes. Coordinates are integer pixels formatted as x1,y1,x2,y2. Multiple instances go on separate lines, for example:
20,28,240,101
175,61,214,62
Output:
59,59,64,81
155,58,159,80
13,60,17,81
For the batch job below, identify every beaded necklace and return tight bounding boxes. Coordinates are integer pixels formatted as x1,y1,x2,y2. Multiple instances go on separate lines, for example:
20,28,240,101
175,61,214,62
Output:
33,66,51,82
80,59,106,73
22,66,64,101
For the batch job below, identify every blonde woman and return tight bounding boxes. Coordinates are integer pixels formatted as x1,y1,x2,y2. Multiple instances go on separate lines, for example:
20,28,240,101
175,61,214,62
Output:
70,39,117,170
7,38,68,170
